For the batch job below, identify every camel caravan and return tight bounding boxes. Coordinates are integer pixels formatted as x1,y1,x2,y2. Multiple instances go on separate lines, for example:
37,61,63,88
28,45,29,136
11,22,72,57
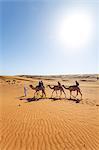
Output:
29,80,82,100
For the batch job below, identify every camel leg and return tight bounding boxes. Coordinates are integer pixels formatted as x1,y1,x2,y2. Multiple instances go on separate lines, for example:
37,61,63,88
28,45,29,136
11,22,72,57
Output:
34,91,37,97
37,91,39,95
44,90,46,97
51,90,55,98
74,90,78,98
59,90,62,98
70,91,77,98
79,90,82,99
70,91,72,99
42,90,46,98
56,91,58,97
62,89,66,99
41,91,43,98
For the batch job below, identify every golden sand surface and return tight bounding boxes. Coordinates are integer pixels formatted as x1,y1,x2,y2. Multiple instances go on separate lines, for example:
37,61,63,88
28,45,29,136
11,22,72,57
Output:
0,76,99,150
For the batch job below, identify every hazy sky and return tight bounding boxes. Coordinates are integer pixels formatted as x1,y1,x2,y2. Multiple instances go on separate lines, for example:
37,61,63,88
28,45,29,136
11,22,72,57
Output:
0,0,99,75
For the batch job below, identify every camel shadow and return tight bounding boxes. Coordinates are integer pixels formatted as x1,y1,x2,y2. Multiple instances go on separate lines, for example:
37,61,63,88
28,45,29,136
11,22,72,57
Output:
49,97,80,103
19,96,81,103
67,98,81,103
19,97,27,101
19,97,42,102
49,97,65,101
20,97,48,102
16,95,26,99
25,97,40,102
19,95,26,98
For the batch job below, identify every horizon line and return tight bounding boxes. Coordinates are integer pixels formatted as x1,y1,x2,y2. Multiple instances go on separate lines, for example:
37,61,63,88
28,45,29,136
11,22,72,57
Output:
0,73,98,77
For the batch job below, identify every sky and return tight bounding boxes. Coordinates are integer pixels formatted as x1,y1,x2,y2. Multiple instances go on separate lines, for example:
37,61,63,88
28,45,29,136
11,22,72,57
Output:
0,0,99,75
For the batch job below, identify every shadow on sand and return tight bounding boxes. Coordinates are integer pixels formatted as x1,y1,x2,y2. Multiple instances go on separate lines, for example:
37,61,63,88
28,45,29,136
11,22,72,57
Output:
67,98,81,103
19,97,47,102
26,97,42,102
49,97,65,101
50,97,81,103
19,96,81,103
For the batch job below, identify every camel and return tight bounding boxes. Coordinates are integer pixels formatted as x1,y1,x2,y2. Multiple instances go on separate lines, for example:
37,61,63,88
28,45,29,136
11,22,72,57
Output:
29,84,46,98
48,85,66,99
62,85,82,99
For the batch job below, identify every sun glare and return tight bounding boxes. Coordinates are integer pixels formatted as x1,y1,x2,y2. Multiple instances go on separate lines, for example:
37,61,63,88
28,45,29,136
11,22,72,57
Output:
58,10,94,50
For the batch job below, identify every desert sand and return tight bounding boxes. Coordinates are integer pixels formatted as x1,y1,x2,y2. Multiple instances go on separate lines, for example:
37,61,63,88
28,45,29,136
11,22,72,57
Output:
0,75,99,150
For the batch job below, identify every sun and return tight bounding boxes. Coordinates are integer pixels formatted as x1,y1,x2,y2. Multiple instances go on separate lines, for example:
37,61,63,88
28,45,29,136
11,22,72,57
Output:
58,10,94,50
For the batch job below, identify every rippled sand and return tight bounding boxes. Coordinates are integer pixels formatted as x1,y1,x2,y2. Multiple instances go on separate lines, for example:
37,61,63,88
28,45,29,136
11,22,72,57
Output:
0,76,99,150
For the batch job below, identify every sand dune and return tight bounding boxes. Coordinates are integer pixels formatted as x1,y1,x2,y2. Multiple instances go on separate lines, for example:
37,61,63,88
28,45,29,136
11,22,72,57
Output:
0,75,99,150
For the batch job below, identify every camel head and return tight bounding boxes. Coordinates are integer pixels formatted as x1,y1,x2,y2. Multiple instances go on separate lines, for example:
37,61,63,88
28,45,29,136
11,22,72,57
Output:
46,85,50,88
62,85,65,88
29,84,33,89
47,85,52,87
47,85,54,89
